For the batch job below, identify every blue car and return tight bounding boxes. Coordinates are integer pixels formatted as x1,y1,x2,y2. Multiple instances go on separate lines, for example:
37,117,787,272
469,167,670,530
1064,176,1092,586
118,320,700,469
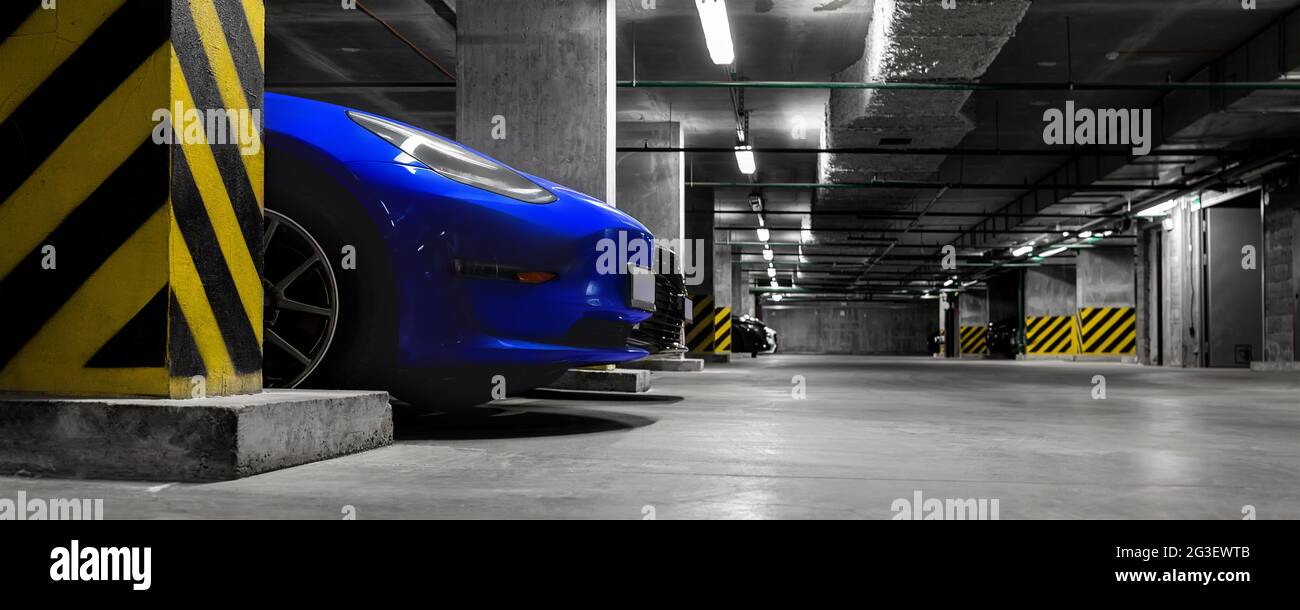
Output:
262,93,655,406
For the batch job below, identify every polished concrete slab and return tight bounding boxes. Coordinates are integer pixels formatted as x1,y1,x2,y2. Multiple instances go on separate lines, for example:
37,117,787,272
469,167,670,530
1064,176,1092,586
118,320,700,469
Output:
1,355,1298,519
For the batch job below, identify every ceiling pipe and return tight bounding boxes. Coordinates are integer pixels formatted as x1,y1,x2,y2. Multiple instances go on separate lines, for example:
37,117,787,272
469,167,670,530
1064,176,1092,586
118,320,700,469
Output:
620,145,1244,157
696,210,1123,219
693,181,1185,191
618,80,1300,91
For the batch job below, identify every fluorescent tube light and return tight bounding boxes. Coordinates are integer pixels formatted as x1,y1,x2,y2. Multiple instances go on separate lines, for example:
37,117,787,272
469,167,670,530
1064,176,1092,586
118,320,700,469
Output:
695,0,735,65
734,145,756,174
1137,199,1178,218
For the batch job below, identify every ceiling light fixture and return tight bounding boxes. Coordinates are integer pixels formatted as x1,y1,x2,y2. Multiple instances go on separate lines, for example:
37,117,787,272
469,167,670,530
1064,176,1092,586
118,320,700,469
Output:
763,248,774,261
757,227,770,243
1039,246,1068,258
1011,245,1034,257
1137,199,1179,218
734,145,756,175
695,0,735,65
767,266,776,278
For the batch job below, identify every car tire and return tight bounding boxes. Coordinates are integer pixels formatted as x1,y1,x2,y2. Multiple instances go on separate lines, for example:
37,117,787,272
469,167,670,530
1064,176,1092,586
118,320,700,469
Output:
264,150,398,392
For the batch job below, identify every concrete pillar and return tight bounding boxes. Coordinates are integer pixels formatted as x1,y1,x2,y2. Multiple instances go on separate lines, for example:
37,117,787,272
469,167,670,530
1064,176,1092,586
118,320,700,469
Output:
1023,266,1077,356
0,0,264,398
958,289,989,356
457,0,616,205
732,263,755,319
684,186,731,356
1076,249,1134,308
1024,266,1077,316
616,122,684,242
1076,248,1136,358
1262,169,1300,365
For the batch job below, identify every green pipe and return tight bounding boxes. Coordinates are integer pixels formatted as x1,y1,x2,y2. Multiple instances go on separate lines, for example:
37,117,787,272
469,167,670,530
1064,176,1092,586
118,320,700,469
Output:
691,181,1184,192
619,80,1300,91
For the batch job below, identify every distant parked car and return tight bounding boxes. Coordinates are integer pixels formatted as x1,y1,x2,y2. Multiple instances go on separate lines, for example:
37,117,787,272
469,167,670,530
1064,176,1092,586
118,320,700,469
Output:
732,315,776,357
987,318,1021,358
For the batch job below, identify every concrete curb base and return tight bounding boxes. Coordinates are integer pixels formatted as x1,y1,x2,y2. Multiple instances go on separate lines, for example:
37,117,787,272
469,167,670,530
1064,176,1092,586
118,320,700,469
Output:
548,368,651,393
619,356,704,372
1250,361,1300,371
0,389,392,481
690,353,731,363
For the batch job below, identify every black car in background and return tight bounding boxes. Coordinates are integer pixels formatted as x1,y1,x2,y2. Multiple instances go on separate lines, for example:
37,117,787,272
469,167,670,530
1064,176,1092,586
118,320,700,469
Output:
732,315,777,357
987,318,1020,358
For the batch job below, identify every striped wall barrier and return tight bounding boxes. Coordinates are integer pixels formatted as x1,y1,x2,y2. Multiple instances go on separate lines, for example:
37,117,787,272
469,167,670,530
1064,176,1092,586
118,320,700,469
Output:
685,293,731,355
1023,307,1138,357
1077,307,1137,356
959,325,988,356
1024,315,1077,356
0,0,264,397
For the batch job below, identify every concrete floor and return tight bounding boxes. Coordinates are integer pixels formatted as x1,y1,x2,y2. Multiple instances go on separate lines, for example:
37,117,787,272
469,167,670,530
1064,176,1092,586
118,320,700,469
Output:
3,355,1299,519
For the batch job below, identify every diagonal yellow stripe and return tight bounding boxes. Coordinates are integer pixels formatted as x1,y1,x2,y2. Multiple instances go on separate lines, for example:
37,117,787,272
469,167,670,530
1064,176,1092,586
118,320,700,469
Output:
240,0,266,68
1097,317,1137,354
169,206,237,384
0,0,128,125
186,0,263,208
692,295,713,317
1080,306,1114,337
171,50,263,343
0,44,170,282
1084,309,1125,351
0,207,168,396
1025,316,1047,335
715,321,731,338
685,319,710,345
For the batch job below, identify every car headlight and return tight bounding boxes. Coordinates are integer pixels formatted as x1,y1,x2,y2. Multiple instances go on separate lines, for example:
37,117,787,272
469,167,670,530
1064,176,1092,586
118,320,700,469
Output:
347,111,556,204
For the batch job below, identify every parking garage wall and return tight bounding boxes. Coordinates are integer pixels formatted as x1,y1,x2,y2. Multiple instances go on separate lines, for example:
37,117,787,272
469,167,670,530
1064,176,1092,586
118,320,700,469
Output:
987,273,1019,324
763,302,932,355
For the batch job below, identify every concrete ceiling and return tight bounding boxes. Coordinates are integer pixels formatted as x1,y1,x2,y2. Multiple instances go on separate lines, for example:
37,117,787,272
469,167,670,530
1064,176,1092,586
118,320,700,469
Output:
266,0,457,135
629,0,1300,297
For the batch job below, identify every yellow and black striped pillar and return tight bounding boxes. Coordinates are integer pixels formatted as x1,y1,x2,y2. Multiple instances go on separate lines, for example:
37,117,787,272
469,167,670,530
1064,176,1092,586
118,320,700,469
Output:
685,293,732,355
958,325,988,356
0,0,265,398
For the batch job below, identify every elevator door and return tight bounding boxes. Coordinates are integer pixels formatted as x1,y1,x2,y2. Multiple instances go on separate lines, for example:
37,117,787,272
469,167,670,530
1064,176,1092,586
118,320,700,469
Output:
1204,201,1262,368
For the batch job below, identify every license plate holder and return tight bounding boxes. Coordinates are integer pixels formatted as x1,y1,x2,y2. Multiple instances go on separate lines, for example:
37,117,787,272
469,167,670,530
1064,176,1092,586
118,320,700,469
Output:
628,264,656,312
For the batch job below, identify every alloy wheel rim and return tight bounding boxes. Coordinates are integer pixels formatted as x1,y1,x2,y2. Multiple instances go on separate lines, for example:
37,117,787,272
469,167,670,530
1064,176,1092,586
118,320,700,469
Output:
262,209,340,388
